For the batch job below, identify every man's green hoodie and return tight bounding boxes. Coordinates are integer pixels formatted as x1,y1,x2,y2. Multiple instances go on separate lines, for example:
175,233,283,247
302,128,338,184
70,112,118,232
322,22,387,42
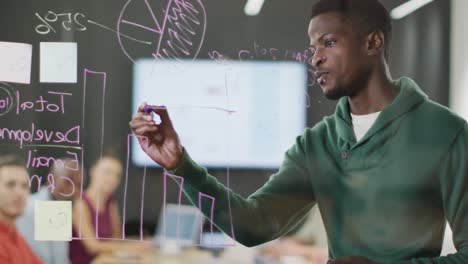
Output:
169,77,468,263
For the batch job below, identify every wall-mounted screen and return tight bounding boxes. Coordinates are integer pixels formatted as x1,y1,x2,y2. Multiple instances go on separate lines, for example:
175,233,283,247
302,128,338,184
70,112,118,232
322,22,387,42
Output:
132,60,307,168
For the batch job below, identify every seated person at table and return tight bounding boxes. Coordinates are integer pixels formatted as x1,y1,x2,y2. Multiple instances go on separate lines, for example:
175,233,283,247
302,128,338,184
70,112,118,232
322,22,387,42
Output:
69,155,150,264
0,155,42,264
261,206,328,263
17,158,82,264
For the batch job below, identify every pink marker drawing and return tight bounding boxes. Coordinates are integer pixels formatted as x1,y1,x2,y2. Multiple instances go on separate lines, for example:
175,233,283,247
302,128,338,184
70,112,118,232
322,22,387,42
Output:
117,0,207,62
82,69,107,158
123,134,149,240
0,82,15,116
78,68,107,239
162,171,184,242
198,192,215,245
143,104,237,115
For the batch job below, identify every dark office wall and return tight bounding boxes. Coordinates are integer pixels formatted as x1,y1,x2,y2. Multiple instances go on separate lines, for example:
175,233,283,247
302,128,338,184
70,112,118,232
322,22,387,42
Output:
389,0,450,106
0,0,450,231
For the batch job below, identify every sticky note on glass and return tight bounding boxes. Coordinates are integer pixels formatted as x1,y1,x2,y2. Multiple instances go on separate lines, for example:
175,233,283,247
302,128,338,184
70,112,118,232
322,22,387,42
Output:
40,42,77,83
34,200,72,241
0,41,32,84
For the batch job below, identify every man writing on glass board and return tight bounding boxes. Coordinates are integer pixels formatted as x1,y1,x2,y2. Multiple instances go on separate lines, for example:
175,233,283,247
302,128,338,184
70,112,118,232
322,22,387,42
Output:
129,0,468,263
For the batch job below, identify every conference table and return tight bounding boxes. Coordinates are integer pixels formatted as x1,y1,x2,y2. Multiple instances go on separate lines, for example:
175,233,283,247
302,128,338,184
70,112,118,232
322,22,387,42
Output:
91,243,258,264
91,243,316,264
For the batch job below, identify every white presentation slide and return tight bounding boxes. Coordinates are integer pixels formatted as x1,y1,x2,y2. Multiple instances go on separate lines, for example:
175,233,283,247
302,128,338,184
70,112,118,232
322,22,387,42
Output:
0,41,32,84
132,60,307,168
40,42,77,83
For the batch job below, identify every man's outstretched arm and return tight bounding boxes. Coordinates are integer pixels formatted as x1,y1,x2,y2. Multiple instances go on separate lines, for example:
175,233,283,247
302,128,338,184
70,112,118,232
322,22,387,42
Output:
130,104,316,246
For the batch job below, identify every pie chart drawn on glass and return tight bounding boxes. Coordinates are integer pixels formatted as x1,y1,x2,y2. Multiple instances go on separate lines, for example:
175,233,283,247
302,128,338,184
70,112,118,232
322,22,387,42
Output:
117,0,207,63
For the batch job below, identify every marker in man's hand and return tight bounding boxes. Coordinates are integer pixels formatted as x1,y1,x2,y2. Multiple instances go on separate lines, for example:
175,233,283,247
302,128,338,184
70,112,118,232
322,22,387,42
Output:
143,105,152,114
143,104,163,142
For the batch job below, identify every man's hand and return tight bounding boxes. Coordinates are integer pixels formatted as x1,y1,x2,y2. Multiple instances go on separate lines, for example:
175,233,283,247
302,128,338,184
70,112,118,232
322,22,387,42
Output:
129,103,184,170
329,256,381,264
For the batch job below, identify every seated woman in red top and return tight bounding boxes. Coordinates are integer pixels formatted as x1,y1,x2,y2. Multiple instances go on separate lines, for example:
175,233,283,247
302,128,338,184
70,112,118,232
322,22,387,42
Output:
0,155,42,264
70,155,150,264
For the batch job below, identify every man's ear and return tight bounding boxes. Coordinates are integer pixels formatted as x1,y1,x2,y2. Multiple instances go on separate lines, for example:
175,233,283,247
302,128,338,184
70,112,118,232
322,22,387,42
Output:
366,31,385,56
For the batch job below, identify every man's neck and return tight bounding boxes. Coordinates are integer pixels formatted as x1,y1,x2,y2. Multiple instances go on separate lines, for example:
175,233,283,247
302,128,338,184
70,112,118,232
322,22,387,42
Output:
348,67,398,115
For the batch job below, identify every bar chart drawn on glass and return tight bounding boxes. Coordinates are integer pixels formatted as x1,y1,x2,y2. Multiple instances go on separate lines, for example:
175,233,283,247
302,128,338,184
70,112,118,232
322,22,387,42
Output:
124,134,236,247
0,17,234,250
117,0,207,62
0,1,239,248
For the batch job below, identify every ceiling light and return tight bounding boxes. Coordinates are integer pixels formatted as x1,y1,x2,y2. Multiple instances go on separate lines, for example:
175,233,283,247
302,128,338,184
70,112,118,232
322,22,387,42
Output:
390,0,435,19
244,0,265,16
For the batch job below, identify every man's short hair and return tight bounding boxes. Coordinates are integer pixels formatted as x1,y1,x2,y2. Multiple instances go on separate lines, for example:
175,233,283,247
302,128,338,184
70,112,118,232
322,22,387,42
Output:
0,154,26,170
310,0,392,60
